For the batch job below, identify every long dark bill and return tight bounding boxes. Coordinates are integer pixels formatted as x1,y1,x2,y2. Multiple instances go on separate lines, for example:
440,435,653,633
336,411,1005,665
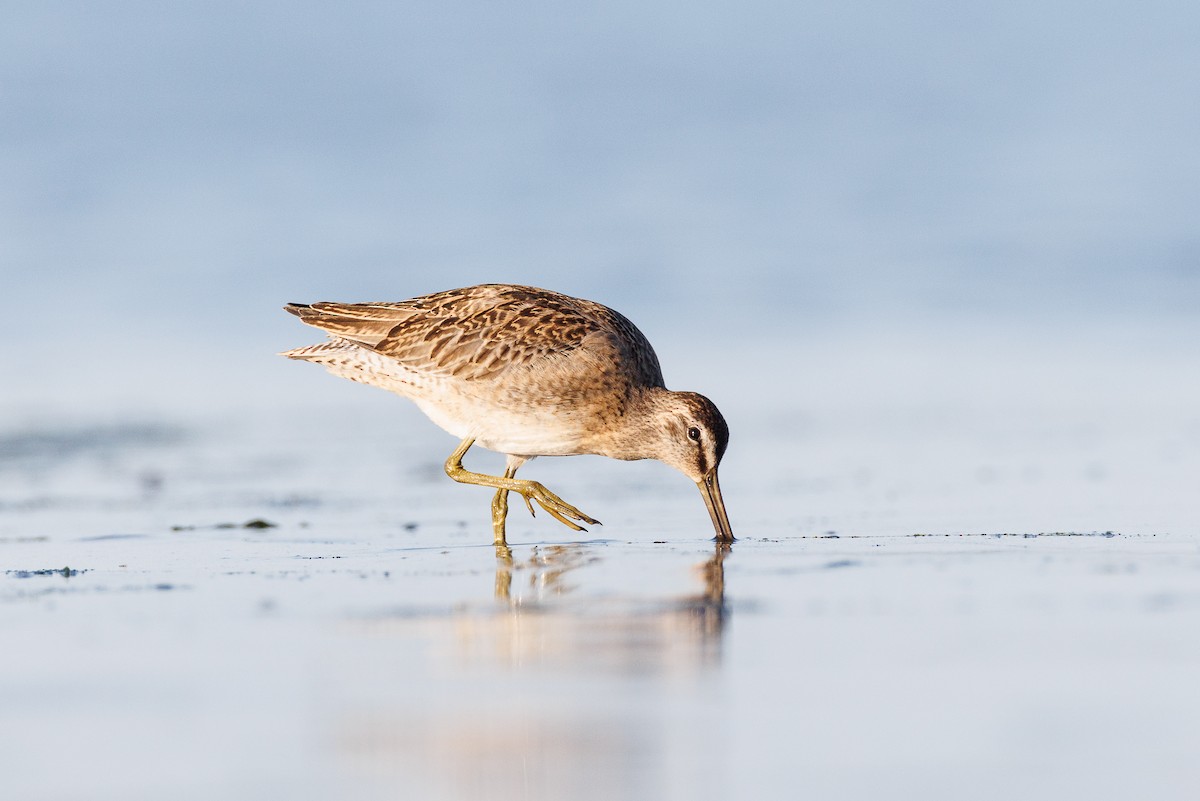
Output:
698,468,735,542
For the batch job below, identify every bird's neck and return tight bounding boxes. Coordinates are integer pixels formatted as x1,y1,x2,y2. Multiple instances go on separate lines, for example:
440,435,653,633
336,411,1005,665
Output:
587,386,673,462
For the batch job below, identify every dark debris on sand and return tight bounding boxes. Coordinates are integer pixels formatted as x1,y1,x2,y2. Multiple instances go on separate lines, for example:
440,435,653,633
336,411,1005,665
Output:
172,518,278,532
7,567,85,579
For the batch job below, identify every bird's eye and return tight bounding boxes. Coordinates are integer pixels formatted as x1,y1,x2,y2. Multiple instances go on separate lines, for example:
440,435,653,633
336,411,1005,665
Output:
687,426,701,442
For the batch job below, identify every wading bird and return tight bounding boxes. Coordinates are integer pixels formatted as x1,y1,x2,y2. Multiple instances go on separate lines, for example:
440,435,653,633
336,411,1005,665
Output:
282,284,733,545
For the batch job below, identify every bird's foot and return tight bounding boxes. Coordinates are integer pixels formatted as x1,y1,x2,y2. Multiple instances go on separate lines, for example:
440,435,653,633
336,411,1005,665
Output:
515,481,601,532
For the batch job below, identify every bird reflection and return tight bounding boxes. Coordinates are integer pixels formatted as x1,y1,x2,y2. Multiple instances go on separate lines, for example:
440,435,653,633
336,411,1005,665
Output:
493,543,605,604
489,539,730,662
349,540,733,670
495,545,513,599
337,540,734,799
691,541,730,638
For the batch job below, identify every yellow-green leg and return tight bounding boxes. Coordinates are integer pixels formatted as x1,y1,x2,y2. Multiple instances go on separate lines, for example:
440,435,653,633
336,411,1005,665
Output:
490,463,520,546
444,437,600,545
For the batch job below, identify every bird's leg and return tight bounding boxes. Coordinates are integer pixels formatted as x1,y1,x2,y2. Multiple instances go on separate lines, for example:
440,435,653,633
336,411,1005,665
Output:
490,461,520,546
444,438,601,537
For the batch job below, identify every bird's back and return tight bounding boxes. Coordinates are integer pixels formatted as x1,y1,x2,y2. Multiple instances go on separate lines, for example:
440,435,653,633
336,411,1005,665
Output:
287,284,660,384
282,285,666,453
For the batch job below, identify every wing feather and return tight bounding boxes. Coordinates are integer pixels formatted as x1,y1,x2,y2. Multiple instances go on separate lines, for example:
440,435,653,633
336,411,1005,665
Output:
285,284,664,386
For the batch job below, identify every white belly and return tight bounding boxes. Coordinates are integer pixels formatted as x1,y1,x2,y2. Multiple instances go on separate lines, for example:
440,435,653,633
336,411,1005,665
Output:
411,394,583,457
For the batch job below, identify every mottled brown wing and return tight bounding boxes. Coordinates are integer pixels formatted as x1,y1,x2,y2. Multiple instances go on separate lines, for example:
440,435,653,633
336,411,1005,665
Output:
287,284,665,386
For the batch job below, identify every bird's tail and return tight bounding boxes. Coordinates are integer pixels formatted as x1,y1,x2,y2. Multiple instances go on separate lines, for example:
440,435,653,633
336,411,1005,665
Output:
279,341,347,361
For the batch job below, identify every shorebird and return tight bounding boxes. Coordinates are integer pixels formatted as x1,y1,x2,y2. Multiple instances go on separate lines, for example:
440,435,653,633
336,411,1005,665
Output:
281,284,733,544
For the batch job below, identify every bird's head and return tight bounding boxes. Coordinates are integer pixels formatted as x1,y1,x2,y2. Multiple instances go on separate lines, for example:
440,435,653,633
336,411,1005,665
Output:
651,391,734,541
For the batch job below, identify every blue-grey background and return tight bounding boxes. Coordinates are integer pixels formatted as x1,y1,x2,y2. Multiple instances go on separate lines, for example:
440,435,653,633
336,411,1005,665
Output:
4,0,1198,416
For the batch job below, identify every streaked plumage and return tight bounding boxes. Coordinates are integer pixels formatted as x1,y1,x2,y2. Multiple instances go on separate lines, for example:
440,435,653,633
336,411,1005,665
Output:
282,284,733,543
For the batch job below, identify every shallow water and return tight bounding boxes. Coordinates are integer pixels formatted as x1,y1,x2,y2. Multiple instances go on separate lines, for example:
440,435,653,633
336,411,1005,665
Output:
4,2,1199,796
4,332,1200,800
